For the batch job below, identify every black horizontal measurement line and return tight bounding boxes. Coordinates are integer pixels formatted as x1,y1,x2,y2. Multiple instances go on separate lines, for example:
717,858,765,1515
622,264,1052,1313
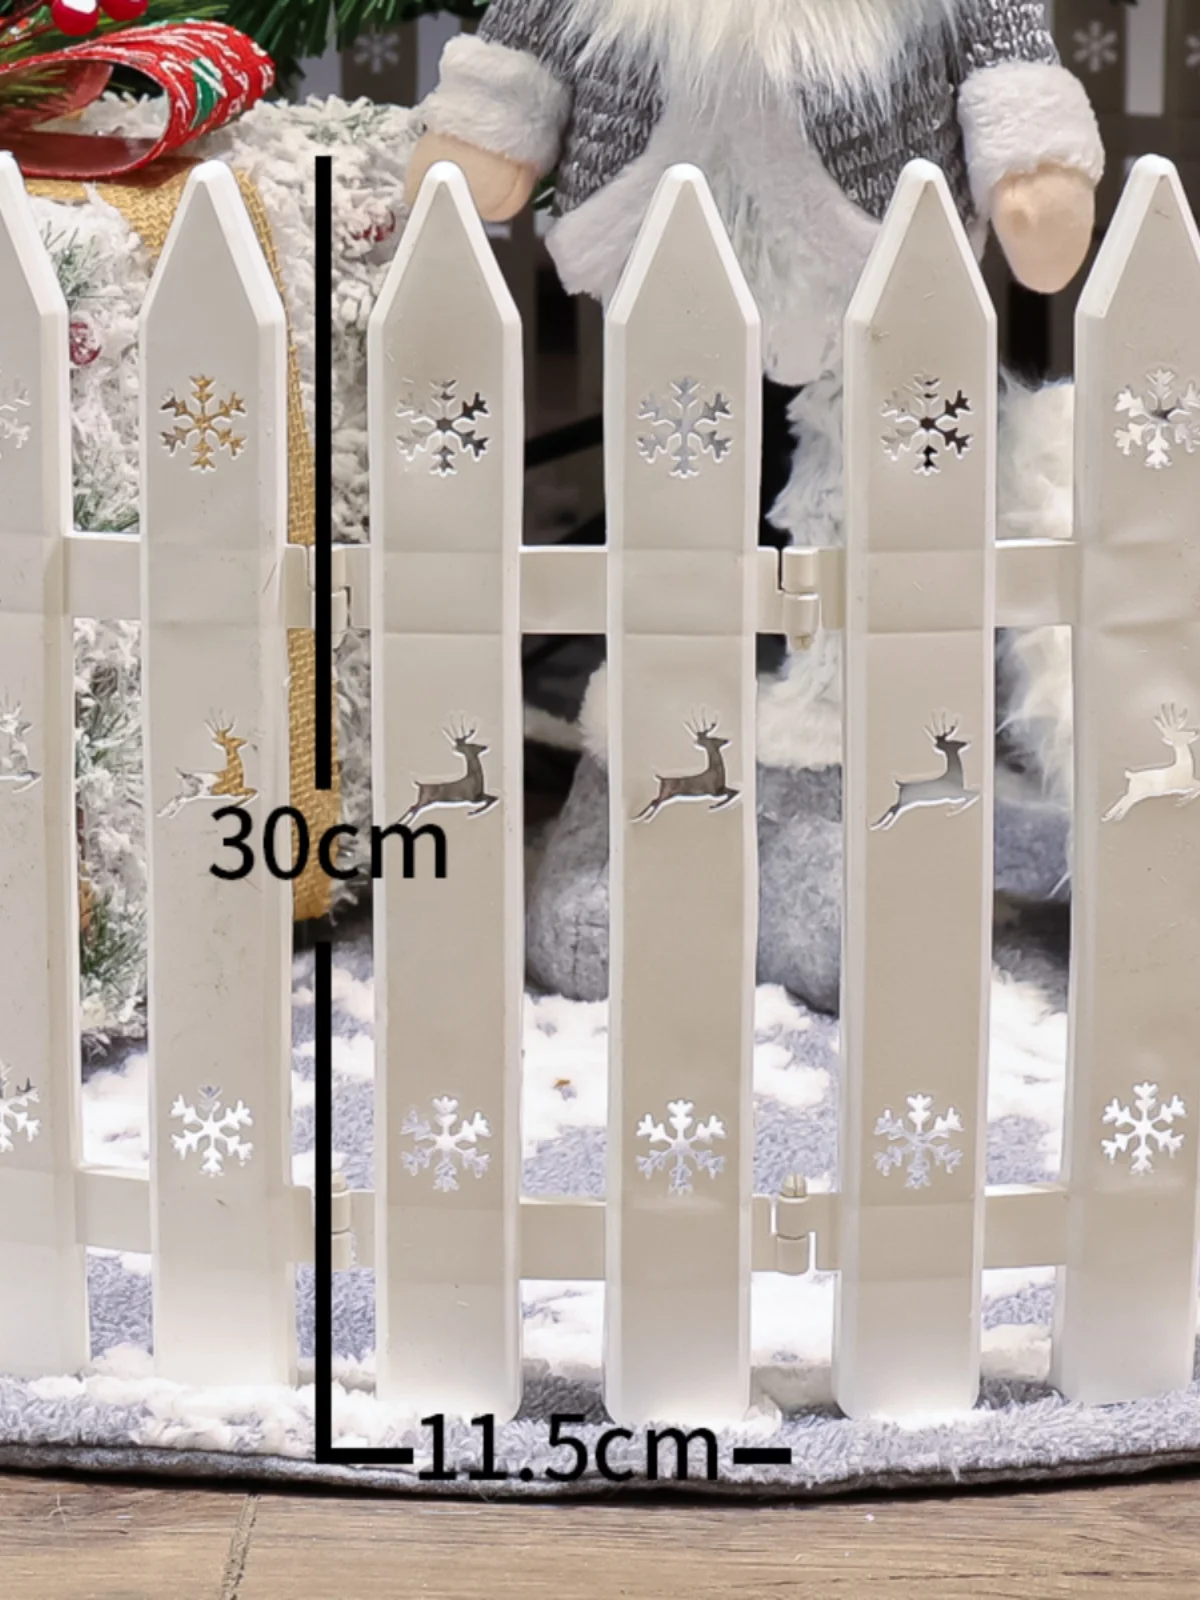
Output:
731,1447,793,1467
325,1448,417,1467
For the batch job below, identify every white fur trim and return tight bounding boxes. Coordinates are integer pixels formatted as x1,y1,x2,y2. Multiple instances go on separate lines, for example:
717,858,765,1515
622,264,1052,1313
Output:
997,375,1074,545
754,374,848,768
525,703,583,752
422,34,571,175
547,93,879,385
564,0,957,104
958,60,1103,216
756,633,844,769
579,663,608,765
995,375,1075,801
579,645,845,772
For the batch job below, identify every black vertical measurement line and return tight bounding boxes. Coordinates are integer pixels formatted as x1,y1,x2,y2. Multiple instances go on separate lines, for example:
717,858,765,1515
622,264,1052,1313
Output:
313,152,334,1463
313,933,333,1461
315,153,334,793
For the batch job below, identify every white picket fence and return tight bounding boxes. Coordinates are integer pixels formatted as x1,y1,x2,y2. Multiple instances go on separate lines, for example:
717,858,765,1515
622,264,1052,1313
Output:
1,146,1199,1429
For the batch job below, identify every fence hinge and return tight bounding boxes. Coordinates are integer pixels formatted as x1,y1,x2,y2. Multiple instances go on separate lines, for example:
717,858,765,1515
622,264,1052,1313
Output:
775,547,845,647
333,543,372,631
282,543,362,637
331,1171,354,1270
771,1173,814,1274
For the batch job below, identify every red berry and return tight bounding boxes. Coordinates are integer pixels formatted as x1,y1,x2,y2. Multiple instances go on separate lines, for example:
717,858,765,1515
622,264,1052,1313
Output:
348,208,397,245
70,319,101,368
50,0,99,35
99,0,149,19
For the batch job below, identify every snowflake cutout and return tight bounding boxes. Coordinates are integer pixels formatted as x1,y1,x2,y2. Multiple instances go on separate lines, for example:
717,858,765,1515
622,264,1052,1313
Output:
637,379,733,478
881,375,972,474
170,1084,253,1177
401,1096,491,1191
0,699,39,792
1115,369,1200,468
0,1063,39,1155
1102,1082,1186,1176
1073,21,1119,73
161,376,247,471
353,28,400,74
1188,34,1200,70
874,1094,964,1189
0,371,31,457
636,1099,726,1195
396,380,490,476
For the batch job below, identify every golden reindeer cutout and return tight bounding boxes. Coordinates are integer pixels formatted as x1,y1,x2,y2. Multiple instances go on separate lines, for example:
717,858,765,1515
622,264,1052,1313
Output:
158,717,257,821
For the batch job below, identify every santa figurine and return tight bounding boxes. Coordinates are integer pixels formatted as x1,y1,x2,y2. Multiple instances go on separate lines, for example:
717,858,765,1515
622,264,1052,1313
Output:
405,0,1099,1012
406,0,1101,378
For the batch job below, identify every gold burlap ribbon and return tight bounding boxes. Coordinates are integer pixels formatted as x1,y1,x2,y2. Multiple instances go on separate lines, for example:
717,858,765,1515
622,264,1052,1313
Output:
30,157,338,921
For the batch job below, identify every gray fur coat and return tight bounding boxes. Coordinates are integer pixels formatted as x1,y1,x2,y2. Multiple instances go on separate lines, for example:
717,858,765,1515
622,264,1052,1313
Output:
423,0,1102,383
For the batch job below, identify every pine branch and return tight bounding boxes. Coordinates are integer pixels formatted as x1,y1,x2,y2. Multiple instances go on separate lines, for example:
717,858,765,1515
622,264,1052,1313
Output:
0,0,226,62
226,0,486,85
0,1,228,115
79,883,146,1040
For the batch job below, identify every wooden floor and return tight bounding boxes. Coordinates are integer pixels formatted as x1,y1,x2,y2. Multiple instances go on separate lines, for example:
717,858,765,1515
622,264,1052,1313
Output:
5,1469,1200,1598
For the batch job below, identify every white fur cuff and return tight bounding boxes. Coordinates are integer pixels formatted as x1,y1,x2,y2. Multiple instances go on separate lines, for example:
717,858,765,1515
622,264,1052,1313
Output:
958,60,1104,216
422,34,572,176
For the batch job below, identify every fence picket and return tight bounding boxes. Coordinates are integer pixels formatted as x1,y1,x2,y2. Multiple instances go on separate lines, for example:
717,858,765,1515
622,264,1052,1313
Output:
605,167,759,1427
1053,156,1200,1404
0,154,88,1377
368,163,523,1417
835,162,996,1419
141,163,293,1385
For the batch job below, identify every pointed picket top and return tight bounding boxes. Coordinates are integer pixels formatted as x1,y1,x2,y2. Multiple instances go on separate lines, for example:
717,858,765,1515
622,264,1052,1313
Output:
844,160,994,557
1075,156,1200,530
608,163,760,334
369,162,520,557
0,152,69,319
372,159,519,333
142,161,286,547
0,152,69,533
606,165,759,571
145,160,283,330
847,159,992,335
1078,156,1200,325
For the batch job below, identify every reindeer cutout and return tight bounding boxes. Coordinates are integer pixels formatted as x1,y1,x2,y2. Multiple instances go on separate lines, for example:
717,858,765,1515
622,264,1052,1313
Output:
634,714,740,823
0,702,39,793
1103,705,1200,824
871,716,979,831
398,721,498,827
157,718,257,821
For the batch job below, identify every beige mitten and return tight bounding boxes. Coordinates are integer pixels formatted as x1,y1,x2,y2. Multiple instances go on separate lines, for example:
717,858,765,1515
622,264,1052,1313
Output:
405,130,538,222
992,163,1096,293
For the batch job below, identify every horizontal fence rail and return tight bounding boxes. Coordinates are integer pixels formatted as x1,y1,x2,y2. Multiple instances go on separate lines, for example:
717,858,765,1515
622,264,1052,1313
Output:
0,151,1198,1430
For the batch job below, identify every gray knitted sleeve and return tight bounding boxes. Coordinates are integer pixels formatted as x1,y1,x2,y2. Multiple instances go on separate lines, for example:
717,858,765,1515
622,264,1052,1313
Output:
478,0,578,78
953,0,1061,71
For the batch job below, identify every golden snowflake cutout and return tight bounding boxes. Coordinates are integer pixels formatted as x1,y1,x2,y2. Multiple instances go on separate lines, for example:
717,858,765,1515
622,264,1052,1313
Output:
161,376,247,471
